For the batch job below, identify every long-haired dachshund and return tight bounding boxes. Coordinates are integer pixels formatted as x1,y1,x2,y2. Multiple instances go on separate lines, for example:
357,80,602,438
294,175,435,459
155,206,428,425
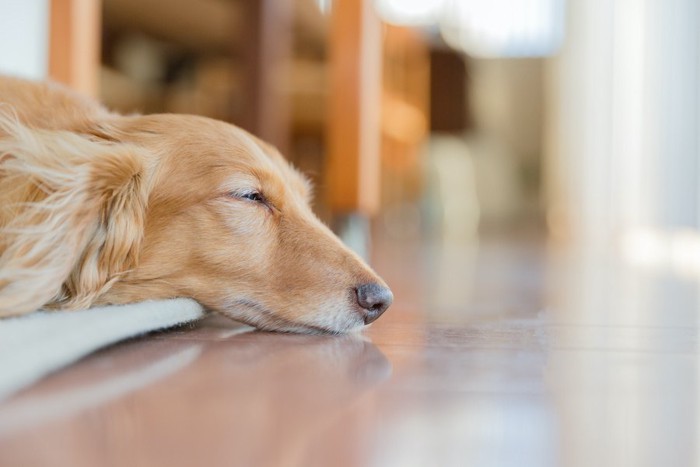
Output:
0,76,392,333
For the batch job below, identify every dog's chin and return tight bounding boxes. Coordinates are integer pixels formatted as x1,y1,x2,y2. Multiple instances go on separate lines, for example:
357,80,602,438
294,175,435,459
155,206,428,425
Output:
258,320,365,335
220,299,366,335
230,315,366,335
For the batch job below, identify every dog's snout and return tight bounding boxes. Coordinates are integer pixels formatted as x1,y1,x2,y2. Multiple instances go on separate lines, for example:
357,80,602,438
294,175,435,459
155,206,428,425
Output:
355,283,393,324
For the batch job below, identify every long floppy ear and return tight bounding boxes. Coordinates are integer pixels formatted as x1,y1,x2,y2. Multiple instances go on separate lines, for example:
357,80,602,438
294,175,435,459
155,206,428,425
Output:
0,114,148,317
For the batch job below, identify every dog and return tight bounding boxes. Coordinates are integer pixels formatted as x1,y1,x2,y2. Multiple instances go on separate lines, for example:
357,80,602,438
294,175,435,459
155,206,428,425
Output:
0,75,392,333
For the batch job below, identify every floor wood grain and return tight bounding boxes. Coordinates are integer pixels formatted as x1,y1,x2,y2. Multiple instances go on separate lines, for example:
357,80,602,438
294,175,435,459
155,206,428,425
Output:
1,232,697,467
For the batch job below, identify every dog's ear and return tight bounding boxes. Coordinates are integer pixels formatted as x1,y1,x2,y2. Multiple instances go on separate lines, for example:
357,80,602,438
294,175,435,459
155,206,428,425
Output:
0,115,149,317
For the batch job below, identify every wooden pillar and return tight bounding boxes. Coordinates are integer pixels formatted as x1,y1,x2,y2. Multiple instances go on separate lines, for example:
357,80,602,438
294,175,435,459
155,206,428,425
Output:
239,0,292,154
49,0,100,96
326,0,382,216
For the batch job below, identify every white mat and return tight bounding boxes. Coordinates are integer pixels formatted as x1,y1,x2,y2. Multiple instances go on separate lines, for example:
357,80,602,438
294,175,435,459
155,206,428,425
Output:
0,299,205,401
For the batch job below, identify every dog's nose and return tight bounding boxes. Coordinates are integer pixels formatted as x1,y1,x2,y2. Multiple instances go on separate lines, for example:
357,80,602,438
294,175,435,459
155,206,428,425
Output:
355,283,393,324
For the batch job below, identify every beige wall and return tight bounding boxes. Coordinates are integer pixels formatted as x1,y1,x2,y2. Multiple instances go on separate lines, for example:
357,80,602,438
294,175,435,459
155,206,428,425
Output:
467,57,545,225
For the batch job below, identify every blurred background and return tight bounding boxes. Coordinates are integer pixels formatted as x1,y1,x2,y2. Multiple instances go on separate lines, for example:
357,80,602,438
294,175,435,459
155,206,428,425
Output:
1,0,699,278
2,2,700,465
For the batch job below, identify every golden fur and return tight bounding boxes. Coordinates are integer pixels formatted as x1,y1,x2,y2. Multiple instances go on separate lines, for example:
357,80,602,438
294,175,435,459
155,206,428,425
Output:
0,76,391,333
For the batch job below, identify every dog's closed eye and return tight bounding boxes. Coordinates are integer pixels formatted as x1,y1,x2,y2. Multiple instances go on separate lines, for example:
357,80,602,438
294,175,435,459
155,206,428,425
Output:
239,192,265,203
227,190,273,211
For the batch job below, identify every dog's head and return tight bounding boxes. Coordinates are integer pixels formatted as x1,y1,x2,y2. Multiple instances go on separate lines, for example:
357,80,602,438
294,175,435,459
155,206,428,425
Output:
76,114,392,333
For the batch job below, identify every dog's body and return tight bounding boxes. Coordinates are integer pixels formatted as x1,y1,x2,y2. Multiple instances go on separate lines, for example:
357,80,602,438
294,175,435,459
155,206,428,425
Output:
0,76,392,333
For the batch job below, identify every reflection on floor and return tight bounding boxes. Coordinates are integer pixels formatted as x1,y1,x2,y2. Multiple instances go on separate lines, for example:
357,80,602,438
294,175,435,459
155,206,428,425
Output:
0,231,698,467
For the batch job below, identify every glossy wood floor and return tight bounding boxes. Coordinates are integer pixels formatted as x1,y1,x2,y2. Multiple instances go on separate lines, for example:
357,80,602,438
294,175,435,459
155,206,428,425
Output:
1,231,698,467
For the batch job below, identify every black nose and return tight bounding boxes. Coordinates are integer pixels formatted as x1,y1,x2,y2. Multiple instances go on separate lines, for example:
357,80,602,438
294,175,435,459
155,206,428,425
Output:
355,283,393,324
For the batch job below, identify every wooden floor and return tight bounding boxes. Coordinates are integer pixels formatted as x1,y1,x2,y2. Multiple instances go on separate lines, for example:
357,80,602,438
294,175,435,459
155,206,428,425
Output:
1,231,698,467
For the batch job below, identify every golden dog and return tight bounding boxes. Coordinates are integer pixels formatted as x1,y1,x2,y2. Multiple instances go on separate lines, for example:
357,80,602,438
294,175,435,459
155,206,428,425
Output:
0,76,392,333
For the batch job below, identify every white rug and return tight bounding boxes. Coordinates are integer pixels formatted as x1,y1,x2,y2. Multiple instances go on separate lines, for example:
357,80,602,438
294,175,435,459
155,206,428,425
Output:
0,299,205,401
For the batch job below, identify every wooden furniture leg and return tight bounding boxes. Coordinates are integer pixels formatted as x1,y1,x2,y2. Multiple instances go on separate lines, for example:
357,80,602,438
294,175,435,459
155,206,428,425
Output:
239,0,293,155
49,0,100,96
326,0,382,257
